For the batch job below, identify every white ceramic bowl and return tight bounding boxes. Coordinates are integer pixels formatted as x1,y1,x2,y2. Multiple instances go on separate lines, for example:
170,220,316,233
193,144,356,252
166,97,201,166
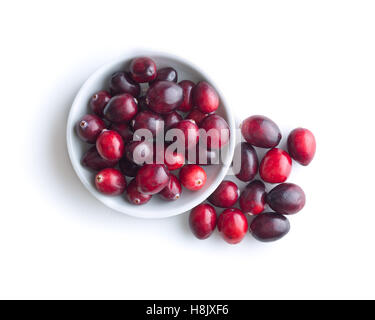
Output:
66,50,235,219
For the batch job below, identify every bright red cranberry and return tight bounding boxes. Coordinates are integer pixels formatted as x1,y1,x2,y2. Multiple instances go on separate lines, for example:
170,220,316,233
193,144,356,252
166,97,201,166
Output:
146,81,183,114
103,94,138,123
241,115,281,148
200,115,230,149
259,148,292,183
189,144,220,165
239,180,266,215
125,179,152,205
125,140,153,165
150,67,178,84
178,80,195,112
250,212,290,242
89,90,111,117
217,208,248,244
159,174,182,201
192,81,219,114
170,119,199,150
189,204,217,239
109,122,133,141
76,114,105,143
267,183,305,215
136,164,170,195
179,164,207,191
233,142,258,182
96,130,124,161
164,111,182,130
95,168,126,195
109,71,140,97
132,111,164,137
130,57,157,83
208,180,239,208
287,128,316,166
81,146,118,171
164,148,185,171
185,108,208,126
119,157,140,177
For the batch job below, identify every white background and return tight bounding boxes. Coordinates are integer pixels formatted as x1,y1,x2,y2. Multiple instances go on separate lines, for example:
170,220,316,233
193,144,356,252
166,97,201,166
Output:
0,0,374,299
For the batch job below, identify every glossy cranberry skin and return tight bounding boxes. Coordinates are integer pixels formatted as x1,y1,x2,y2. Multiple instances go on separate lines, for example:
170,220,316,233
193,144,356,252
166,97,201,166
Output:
287,128,316,166
179,164,207,191
164,148,185,171
146,81,183,114
159,174,182,201
233,142,258,182
81,146,118,171
217,208,248,244
104,94,138,123
241,115,281,148
208,180,239,208
189,204,217,239
190,144,220,165
132,111,164,137
186,108,208,126
125,140,153,165
260,148,292,183
192,81,219,114
76,114,105,144
200,115,230,149
171,119,199,150
96,130,124,161
150,67,178,84
89,90,111,117
109,71,140,97
119,157,140,177
239,180,266,215
178,80,195,112
126,179,152,205
110,122,133,141
130,57,157,83
267,183,305,215
164,111,182,130
136,164,170,195
250,212,290,242
95,168,126,195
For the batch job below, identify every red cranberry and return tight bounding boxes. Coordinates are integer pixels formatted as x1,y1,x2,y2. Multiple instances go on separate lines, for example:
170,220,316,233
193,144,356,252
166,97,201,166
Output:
217,208,248,244
146,81,183,114
136,164,170,195
109,71,140,97
126,179,152,205
132,111,164,137
287,128,316,166
159,174,182,201
170,119,199,150
189,204,217,239
164,148,185,171
150,67,178,84
185,108,208,126
200,115,230,149
76,114,105,143
241,115,281,148
104,94,138,123
164,111,182,130
125,140,153,165
239,180,266,215
109,122,133,141
267,183,305,215
95,168,126,195
96,130,124,161
89,90,111,117
81,146,118,171
250,212,290,242
192,81,219,114
259,148,292,183
179,164,207,191
233,142,258,182
189,144,220,165
208,180,239,208
119,157,140,177
178,80,195,112
130,57,157,83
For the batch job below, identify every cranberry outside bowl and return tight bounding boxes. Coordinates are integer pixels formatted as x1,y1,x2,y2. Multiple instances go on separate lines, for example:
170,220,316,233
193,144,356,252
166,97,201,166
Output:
66,50,235,219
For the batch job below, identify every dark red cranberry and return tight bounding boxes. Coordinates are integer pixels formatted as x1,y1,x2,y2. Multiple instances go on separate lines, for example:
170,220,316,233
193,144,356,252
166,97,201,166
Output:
164,111,182,130
95,168,126,195
188,144,220,165
136,164,170,195
185,108,208,126
170,119,199,150
76,114,105,143
260,148,292,183
125,140,153,165
178,80,195,112
179,164,207,191
109,122,133,141
189,204,217,239
119,157,140,177
81,146,118,171
146,81,183,114
208,180,239,208
130,57,157,83
241,115,281,148
132,111,164,137
109,71,140,97
200,115,230,149
126,179,152,205
233,142,258,182
192,81,219,114
89,90,111,117
104,94,138,123
217,208,248,244
287,128,316,166
239,180,266,215
159,174,182,201
96,130,124,161
150,67,178,84
250,212,290,242
137,96,149,111
164,148,185,171
267,183,305,215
